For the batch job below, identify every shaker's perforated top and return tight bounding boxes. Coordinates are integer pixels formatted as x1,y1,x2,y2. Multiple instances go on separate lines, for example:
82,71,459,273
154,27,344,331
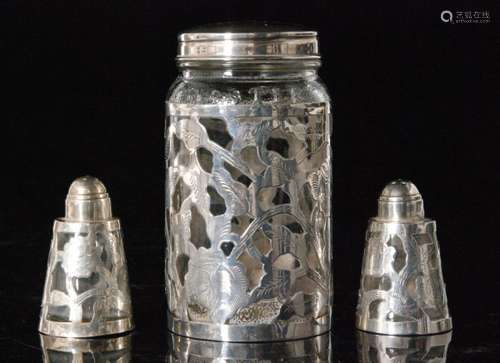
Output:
377,180,425,220
65,176,113,221
68,176,108,199
379,180,421,201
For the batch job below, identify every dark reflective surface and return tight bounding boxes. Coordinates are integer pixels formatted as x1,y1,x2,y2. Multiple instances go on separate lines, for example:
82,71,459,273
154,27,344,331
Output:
40,333,132,362
1,238,499,362
167,333,330,362
356,331,452,363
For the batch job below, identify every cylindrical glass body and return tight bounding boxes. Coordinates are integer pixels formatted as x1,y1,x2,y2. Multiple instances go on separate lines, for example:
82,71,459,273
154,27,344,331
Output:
165,25,332,341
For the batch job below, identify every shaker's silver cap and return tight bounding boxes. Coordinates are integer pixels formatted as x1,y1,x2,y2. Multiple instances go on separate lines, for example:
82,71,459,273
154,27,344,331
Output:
39,176,134,338
377,180,424,220
177,22,321,68
356,179,452,335
65,176,112,221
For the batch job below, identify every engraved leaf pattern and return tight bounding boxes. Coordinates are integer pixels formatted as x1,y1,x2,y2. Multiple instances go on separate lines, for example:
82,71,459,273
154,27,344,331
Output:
42,230,131,325
166,103,331,326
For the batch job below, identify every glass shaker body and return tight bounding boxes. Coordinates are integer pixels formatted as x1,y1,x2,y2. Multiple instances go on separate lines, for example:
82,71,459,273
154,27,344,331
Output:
165,26,332,341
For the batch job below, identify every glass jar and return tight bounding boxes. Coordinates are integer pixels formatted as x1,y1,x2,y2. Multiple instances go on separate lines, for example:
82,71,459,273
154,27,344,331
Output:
165,23,332,341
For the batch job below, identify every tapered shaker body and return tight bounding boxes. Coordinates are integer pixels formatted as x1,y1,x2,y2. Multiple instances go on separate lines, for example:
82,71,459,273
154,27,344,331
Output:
39,176,134,337
356,180,452,335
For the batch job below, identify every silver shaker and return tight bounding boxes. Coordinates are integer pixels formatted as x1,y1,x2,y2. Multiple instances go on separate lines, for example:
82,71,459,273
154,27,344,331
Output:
39,176,134,337
356,180,452,335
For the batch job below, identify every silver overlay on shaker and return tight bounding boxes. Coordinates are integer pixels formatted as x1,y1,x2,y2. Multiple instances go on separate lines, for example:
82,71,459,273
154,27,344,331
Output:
356,180,452,335
39,176,134,338
166,102,332,341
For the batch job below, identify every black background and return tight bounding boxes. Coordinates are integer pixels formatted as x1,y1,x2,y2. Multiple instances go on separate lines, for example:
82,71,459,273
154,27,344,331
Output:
2,0,499,361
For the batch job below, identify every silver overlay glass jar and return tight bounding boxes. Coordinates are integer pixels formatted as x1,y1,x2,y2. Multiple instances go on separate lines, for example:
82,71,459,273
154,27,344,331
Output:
165,23,332,341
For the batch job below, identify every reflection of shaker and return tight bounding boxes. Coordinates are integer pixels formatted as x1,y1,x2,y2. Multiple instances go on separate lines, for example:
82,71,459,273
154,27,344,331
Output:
39,176,134,337
356,180,452,335
40,333,132,363
357,331,452,363
167,332,331,363
165,23,333,341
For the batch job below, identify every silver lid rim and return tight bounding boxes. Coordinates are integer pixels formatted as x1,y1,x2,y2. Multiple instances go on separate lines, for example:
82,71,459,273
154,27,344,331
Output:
177,29,320,66
179,31,317,42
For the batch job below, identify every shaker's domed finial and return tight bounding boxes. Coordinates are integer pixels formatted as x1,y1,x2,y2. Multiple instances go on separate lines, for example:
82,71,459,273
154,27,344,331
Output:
65,176,112,221
68,176,108,198
377,179,424,220
380,179,421,200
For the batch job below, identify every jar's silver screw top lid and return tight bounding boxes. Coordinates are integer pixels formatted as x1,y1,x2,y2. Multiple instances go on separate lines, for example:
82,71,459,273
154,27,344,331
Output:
176,21,320,68
65,176,113,221
377,179,425,221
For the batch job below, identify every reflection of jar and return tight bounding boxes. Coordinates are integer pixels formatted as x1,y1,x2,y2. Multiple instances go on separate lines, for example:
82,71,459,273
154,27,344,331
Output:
167,331,331,362
165,23,332,341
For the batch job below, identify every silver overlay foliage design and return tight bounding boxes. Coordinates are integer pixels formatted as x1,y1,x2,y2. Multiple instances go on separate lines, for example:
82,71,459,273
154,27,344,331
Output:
40,221,133,337
166,102,332,337
357,223,450,331
356,180,452,335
